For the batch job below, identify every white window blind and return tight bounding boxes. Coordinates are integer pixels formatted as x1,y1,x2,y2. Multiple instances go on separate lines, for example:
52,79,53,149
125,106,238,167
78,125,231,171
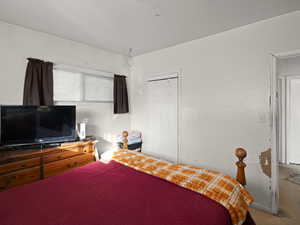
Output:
53,66,113,103
53,70,82,101
84,75,113,102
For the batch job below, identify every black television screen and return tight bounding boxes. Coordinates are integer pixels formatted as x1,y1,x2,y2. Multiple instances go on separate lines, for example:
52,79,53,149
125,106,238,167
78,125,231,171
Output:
0,105,76,146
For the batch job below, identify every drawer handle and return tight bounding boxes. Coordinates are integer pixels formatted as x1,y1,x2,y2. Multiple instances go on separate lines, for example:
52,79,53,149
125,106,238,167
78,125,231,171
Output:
5,179,11,185
66,161,79,168
66,162,78,168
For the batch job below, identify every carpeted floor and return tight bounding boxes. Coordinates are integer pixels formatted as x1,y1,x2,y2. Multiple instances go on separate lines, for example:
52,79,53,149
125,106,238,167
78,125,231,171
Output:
249,165,300,225
287,174,300,185
286,164,300,185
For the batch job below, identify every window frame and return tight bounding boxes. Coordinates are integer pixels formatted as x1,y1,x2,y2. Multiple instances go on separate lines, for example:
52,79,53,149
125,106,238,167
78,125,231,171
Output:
53,65,114,103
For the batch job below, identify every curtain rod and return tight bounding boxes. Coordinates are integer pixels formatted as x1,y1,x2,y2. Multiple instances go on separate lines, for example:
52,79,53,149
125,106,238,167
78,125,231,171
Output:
54,62,113,74
25,58,127,78
53,62,127,78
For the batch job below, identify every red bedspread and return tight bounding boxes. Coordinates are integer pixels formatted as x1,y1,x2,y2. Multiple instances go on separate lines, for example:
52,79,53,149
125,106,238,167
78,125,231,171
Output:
0,161,255,225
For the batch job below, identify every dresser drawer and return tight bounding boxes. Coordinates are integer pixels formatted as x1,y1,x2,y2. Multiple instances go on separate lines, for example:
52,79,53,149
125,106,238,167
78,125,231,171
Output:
44,154,94,178
61,141,95,154
0,166,40,191
43,150,82,164
82,144,95,153
0,158,40,175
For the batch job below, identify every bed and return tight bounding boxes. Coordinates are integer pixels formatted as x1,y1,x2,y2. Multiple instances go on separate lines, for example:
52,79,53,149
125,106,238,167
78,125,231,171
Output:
0,131,255,225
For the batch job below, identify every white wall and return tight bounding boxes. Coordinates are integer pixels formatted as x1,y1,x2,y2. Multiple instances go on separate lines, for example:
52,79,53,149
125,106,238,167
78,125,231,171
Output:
0,21,131,151
131,10,300,210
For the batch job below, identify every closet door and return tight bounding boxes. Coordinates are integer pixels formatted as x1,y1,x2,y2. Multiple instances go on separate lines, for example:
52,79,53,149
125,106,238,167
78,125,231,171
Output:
147,77,178,162
288,78,300,164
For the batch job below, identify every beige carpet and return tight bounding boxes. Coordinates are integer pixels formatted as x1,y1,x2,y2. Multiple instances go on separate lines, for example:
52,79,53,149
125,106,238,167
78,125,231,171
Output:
249,166,300,225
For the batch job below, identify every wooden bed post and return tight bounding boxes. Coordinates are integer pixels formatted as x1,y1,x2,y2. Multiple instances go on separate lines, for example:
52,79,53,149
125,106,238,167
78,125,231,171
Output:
235,148,247,186
122,131,129,150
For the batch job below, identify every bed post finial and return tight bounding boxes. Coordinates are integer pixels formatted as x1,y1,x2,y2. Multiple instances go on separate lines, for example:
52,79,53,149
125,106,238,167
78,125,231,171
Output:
122,131,129,150
235,148,247,186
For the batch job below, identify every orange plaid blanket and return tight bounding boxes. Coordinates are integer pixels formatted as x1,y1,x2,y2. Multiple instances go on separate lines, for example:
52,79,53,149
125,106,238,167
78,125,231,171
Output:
112,149,253,225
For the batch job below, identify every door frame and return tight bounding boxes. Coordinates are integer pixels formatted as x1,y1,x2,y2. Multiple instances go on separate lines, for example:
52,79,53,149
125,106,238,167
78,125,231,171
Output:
277,76,287,164
270,49,300,214
146,70,182,163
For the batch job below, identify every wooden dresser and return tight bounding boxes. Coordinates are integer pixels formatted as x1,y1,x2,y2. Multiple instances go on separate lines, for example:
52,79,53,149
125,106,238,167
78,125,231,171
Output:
0,141,96,191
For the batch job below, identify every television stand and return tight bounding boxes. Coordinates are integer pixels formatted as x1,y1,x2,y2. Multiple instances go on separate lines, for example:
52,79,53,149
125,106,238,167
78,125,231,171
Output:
0,143,62,151
0,140,97,191
43,143,61,148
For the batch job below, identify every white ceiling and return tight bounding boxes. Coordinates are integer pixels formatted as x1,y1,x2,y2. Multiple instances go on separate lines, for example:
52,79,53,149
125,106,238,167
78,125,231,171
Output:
0,0,300,56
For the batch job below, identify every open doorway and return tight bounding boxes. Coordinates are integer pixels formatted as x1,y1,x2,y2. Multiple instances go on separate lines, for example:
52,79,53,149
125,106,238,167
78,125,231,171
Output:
271,53,300,220
277,57,300,169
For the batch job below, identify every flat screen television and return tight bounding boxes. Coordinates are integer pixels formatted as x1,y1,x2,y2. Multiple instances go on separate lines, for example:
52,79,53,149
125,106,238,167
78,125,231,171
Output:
0,105,76,146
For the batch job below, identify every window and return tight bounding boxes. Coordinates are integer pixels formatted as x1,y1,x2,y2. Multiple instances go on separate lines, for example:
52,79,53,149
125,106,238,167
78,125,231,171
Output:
53,70,82,101
53,65,113,103
84,75,113,102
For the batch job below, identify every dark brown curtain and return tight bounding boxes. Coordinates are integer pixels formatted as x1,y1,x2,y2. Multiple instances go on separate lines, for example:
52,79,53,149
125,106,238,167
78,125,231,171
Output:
114,74,129,114
23,58,54,105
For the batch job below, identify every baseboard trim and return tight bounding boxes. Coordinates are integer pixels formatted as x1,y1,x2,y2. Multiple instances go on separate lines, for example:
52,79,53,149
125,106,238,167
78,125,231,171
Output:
251,202,273,214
